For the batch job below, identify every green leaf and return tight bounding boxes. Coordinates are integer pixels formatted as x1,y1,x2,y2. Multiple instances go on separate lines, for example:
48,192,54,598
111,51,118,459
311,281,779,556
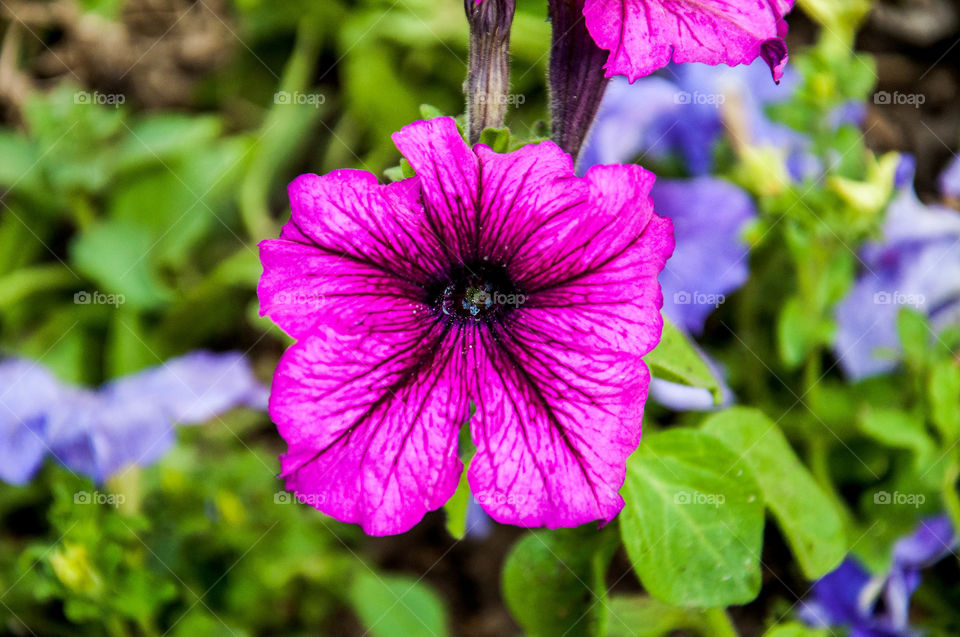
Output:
349,571,450,637
0,131,39,190
858,406,937,474
929,361,960,443
620,429,764,607
897,308,930,370
605,596,717,637
70,220,171,310
701,408,847,578
419,104,446,119
502,526,616,637
777,297,821,369
115,114,222,173
763,622,829,637
645,318,722,403
477,128,512,153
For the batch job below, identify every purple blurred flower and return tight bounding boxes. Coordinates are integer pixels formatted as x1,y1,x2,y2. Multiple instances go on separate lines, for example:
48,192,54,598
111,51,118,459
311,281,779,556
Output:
939,156,960,201
835,161,960,379
0,361,65,485
0,351,267,484
581,59,812,178
800,516,956,637
652,177,756,335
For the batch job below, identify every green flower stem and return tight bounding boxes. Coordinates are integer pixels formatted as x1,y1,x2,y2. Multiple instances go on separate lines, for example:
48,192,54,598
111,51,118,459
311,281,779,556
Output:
0,264,77,308
942,453,960,537
701,608,740,637
240,14,326,241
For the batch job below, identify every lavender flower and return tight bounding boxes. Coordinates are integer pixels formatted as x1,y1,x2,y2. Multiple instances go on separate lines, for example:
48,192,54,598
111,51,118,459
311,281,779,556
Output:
0,352,268,484
835,160,960,379
258,116,673,535
580,60,812,178
800,516,957,637
0,361,65,485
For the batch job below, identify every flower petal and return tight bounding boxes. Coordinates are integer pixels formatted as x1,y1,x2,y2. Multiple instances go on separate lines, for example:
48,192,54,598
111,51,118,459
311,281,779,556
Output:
259,170,446,339
46,390,175,483
467,211,672,527
0,359,64,484
392,118,480,263
583,0,792,82
272,320,468,536
652,177,755,335
472,141,588,264
106,351,267,425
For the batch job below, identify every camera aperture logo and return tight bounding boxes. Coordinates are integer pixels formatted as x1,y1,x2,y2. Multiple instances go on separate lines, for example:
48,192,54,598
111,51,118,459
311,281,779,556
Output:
475,491,527,506
74,491,126,507
74,290,125,307
873,290,925,308
873,490,925,508
873,91,925,108
674,490,725,507
673,290,725,308
274,491,326,507
674,91,725,107
74,90,125,108
274,91,326,108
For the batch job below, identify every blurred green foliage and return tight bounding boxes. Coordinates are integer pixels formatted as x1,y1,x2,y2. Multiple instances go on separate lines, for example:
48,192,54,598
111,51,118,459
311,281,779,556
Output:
0,0,958,635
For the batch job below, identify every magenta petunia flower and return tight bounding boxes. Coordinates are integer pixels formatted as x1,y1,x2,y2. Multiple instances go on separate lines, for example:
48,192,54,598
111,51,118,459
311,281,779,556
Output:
581,0,793,82
258,117,673,535
492,0,793,83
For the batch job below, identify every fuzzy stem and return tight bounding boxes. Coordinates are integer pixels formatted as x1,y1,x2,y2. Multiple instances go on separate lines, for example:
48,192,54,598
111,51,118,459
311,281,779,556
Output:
464,0,515,144
548,0,609,163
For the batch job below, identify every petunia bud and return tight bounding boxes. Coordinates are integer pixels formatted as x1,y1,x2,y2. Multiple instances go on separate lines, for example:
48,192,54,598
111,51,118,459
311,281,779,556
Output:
547,0,608,163
464,0,516,144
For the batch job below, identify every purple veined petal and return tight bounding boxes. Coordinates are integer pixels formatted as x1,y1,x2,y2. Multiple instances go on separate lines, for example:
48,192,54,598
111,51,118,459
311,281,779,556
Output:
583,0,794,83
652,177,755,335
939,156,960,200
392,118,480,261
106,351,268,425
0,359,65,484
272,321,468,536
471,141,588,266
467,211,673,527
45,388,175,483
259,171,447,339
893,515,957,570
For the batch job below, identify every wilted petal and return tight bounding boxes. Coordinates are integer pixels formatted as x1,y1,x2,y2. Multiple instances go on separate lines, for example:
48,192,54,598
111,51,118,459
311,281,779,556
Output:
272,321,467,536
583,0,792,83
0,360,64,484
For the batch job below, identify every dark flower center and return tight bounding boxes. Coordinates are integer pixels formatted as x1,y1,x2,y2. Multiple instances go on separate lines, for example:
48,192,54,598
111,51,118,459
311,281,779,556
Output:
427,262,523,324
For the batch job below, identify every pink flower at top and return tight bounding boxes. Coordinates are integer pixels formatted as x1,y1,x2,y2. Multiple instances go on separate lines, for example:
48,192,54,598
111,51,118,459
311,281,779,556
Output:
583,0,794,82
484,0,793,83
258,117,673,535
